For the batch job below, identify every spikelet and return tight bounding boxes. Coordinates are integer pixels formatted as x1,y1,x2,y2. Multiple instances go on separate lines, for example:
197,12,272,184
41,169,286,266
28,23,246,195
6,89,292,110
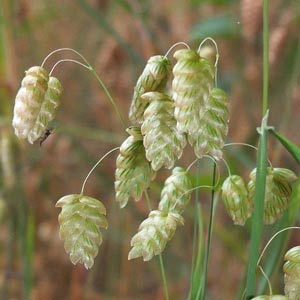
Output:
221,175,252,225
56,194,108,269
189,87,229,159
248,168,297,224
284,246,300,300
128,210,183,261
158,167,192,214
115,127,156,208
129,55,171,124
172,49,214,137
251,296,287,300
27,76,63,144
140,92,186,171
12,66,49,140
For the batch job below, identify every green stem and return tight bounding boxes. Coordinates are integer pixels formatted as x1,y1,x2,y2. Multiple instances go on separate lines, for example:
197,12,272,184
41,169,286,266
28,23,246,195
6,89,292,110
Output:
245,112,269,299
200,162,217,300
262,0,269,116
245,0,269,297
144,190,169,300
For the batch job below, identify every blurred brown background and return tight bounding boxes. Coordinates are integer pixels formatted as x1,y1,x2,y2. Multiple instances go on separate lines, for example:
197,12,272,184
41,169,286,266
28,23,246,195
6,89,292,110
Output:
1,0,300,299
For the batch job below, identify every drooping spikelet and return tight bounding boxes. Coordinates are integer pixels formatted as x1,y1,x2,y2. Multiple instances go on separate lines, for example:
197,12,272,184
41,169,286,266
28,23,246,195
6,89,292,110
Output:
251,296,287,300
189,87,229,159
221,175,252,225
27,76,63,144
158,167,192,214
128,210,183,261
129,55,171,124
284,246,300,300
12,66,49,140
140,92,186,171
172,49,214,137
248,167,297,224
115,127,156,208
55,194,108,269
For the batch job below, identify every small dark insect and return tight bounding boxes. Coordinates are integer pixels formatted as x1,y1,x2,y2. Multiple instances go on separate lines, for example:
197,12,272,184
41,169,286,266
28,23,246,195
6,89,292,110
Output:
38,129,53,146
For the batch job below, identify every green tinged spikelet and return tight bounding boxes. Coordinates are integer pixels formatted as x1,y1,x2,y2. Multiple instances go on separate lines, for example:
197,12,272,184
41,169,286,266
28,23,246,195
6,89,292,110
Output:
140,92,186,171
248,167,297,224
129,55,171,124
128,210,183,261
284,246,300,300
12,66,49,140
221,175,252,225
27,77,63,144
189,88,229,159
158,167,192,214
172,49,214,137
55,194,108,269
115,127,156,208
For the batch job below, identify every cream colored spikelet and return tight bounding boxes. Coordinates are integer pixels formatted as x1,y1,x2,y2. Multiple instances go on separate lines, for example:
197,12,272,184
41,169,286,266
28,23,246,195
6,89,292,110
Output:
128,210,183,261
56,194,108,269
189,87,229,159
172,48,214,137
251,296,287,300
129,55,171,124
158,166,192,214
141,92,186,171
12,66,49,140
284,246,300,300
115,127,156,208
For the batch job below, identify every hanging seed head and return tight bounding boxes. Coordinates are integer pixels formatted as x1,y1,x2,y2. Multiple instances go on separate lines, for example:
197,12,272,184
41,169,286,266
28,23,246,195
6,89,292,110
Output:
284,246,300,300
12,66,49,140
115,126,156,208
251,296,287,300
158,167,192,214
140,92,186,171
221,175,253,225
129,55,171,124
189,87,229,159
128,210,183,261
55,194,108,269
199,45,217,65
172,49,215,139
27,76,63,144
248,167,297,224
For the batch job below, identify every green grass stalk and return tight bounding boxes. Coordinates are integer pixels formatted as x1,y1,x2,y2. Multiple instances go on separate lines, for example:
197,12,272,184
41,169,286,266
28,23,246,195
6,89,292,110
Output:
199,162,217,300
245,0,269,297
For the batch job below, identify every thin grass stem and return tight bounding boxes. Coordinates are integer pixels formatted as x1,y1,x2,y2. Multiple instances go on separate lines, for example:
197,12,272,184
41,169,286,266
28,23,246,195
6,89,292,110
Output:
80,147,119,195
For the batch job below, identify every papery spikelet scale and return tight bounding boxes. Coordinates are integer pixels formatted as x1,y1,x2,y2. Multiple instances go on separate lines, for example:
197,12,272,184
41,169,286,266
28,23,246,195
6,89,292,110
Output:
56,194,108,269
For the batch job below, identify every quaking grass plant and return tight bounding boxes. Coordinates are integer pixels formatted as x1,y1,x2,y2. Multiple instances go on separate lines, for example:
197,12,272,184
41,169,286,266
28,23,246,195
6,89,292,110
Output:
9,2,300,298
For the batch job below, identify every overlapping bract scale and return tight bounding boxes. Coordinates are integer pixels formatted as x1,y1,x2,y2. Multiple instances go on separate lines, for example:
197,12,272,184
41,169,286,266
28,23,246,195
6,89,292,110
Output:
128,210,183,261
27,76,63,143
129,55,171,124
284,246,300,300
141,92,186,171
115,127,156,208
221,175,252,225
172,49,214,137
189,88,229,159
13,66,49,140
248,167,297,224
158,166,192,214
56,194,108,269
